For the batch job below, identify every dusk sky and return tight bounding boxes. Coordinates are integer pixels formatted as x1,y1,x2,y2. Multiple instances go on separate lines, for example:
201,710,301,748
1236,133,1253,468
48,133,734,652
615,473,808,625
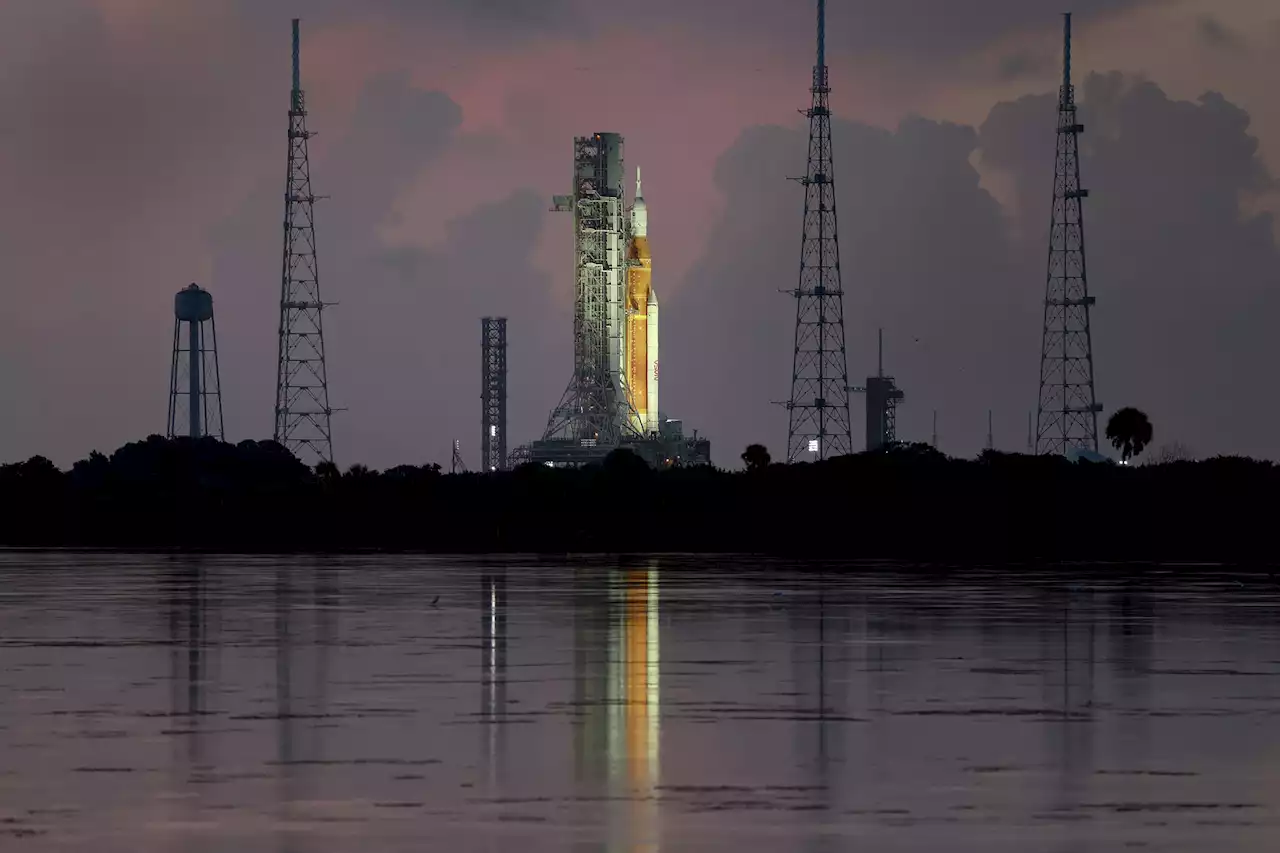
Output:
2,0,1279,469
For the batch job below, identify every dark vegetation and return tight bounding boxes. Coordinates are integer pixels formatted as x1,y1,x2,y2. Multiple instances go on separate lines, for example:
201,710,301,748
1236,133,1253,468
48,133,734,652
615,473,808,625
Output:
0,435,1272,560
1107,407,1155,462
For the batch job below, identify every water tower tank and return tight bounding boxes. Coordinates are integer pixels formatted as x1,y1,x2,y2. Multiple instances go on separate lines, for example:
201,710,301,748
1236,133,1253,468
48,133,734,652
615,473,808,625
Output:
175,283,214,322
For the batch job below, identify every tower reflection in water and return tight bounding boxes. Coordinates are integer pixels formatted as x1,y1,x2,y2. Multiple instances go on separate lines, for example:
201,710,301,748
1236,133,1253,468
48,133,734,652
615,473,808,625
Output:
571,562,662,853
272,562,335,853
480,568,508,795
165,556,213,853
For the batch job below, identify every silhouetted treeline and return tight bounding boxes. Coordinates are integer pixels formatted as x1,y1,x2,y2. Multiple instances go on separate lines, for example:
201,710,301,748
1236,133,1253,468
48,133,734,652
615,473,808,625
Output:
0,436,1273,560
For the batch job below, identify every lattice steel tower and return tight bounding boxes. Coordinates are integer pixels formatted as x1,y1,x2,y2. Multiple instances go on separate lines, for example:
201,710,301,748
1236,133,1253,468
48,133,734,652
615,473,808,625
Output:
1035,12,1101,455
785,0,852,462
481,317,508,472
274,18,335,466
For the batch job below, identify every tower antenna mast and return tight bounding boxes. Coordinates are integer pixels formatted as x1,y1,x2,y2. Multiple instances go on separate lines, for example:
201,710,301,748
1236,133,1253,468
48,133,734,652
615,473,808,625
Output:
274,18,337,466
784,0,852,461
1034,12,1101,455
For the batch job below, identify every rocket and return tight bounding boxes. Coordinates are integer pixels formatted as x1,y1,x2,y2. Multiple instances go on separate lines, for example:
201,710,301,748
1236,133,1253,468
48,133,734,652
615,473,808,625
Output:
626,167,659,435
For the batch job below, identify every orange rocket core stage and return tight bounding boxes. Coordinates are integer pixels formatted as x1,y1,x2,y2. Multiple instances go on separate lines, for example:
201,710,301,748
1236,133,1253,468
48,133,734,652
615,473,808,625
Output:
626,236,652,417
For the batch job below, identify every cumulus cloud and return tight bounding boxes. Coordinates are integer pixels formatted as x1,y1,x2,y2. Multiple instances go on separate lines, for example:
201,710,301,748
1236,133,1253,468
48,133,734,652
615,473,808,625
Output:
0,0,566,467
230,0,582,45
666,115,1015,462
629,0,1155,62
212,74,562,469
983,73,1280,460
672,73,1280,464
1,0,1277,471
1195,15,1244,51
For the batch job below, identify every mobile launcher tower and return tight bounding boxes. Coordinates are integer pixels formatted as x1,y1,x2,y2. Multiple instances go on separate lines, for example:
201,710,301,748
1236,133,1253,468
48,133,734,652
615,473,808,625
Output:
531,133,709,468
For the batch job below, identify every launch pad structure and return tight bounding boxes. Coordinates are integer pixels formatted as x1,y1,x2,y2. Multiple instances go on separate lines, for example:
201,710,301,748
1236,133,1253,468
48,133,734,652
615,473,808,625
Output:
531,133,709,468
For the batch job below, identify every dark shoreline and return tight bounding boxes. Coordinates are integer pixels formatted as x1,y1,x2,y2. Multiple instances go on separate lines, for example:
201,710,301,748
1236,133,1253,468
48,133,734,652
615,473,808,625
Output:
0,436,1273,561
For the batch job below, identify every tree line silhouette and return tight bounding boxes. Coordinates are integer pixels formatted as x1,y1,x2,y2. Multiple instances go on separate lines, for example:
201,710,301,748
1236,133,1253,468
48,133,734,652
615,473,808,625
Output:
0,431,1271,560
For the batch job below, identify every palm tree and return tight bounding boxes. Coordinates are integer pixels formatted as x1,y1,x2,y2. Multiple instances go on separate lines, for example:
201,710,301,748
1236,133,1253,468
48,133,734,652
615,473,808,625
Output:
1105,407,1153,462
741,444,771,472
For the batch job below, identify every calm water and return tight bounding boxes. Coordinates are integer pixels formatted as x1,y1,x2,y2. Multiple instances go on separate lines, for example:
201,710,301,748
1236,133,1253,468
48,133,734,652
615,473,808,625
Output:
2,553,1280,851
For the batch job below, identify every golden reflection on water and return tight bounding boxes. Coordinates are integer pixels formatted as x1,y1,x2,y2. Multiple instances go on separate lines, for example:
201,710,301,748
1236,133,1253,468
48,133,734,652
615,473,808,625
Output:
608,564,661,853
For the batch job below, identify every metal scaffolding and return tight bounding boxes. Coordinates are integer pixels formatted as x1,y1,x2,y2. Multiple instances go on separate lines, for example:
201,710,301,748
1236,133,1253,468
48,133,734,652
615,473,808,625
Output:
542,134,638,450
274,18,336,467
785,0,853,462
481,317,508,472
1035,12,1101,455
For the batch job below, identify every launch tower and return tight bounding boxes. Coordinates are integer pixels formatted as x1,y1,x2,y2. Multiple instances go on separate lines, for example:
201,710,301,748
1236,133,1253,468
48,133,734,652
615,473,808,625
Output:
532,137,707,468
784,0,853,462
540,133,633,456
274,18,336,467
481,317,508,472
167,283,224,441
1035,12,1101,455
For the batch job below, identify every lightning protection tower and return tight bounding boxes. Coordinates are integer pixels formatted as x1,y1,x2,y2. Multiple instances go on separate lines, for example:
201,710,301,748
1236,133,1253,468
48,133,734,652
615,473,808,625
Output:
1035,12,1101,455
785,0,852,462
167,283,224,441
274,18,336,467
481,317,508,472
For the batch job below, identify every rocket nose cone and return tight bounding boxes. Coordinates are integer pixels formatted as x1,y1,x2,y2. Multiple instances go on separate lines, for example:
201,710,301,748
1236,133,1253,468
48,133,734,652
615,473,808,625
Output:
648,288,658,306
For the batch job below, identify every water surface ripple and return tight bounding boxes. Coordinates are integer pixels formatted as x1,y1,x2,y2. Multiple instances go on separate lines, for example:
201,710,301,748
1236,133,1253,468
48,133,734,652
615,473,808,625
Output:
1,553,1279,851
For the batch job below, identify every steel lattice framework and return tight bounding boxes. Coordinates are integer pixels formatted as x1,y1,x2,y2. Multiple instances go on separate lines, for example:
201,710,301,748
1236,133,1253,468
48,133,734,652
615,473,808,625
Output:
1036,13,1101,456
786,0,852,462
543,134,637,446
481,317,508,472
274,18,335,467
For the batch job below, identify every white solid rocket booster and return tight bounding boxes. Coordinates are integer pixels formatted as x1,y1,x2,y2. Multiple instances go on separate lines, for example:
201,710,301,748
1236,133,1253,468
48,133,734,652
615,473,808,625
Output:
647,288,659,435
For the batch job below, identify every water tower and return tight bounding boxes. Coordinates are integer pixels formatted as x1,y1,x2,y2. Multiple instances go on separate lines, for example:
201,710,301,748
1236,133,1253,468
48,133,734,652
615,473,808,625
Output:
167,283,224,440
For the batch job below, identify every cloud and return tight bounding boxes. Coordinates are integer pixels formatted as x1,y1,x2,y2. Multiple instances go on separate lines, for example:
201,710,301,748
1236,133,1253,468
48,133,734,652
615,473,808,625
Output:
666,115,1015,463
997,51,1054,82
212,74,542,469
352,190,565,469
981,74,1280,459
1195,15,1244,51
672,72,1280,464
230,0,580,43
2,0,1278,471
0,1,285,463
631,0,1156,63
211,73,563,470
